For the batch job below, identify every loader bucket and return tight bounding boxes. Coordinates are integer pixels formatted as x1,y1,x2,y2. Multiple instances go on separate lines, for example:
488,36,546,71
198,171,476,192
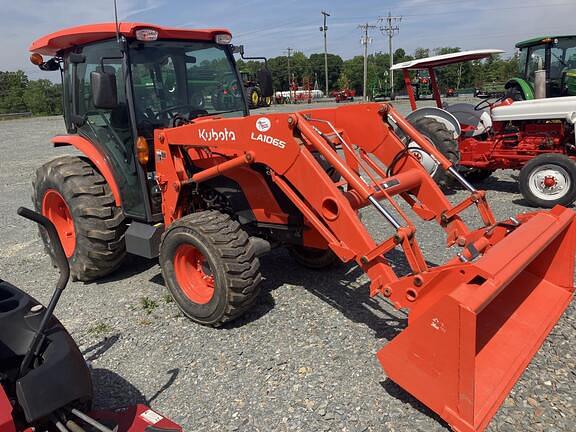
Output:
377,206,576,432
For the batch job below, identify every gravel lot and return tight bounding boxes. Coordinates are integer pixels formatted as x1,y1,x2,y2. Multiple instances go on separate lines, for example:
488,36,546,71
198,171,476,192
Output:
0,100,574,432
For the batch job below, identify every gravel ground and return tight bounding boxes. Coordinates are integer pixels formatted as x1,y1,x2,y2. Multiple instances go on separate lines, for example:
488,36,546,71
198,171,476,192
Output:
0,100,574,432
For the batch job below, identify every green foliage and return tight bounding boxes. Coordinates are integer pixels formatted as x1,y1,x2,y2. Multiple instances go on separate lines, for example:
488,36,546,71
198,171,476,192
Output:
140,296,159,314
0,70,62,116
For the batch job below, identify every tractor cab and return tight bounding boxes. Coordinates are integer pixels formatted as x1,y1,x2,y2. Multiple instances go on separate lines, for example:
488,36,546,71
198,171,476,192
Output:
506,35,576,100
29,23,272,222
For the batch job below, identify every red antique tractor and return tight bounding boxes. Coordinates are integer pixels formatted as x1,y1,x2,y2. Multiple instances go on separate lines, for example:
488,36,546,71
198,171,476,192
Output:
27,23,575,432
392,49,576,208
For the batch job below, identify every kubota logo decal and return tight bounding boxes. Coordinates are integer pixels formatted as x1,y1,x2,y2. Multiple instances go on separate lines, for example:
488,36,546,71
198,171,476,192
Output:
251,132,286,149
198,128,236,141
256,117,271,132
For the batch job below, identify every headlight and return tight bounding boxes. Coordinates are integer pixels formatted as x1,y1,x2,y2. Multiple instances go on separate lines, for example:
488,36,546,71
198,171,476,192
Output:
215,33,232,45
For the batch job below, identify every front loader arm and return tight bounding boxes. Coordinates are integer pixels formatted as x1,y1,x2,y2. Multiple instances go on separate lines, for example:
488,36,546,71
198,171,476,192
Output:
156,103,498,307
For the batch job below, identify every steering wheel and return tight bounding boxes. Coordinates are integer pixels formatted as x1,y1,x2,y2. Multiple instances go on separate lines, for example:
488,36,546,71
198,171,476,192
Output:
474,95,505,111
154,104,201,119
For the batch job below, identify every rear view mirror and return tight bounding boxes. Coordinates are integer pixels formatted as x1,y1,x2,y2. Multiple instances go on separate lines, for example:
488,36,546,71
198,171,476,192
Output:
257,68,273,97
91,69,118,109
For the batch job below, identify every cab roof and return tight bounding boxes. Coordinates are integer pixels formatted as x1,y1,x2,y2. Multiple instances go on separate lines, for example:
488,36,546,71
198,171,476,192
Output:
516,35,576,49
390,49,504,71
29,22,232,56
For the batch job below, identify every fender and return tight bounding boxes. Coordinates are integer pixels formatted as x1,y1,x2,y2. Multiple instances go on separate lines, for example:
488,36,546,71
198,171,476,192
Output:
505,78,534,100
51,135,122,206
405,107,462,139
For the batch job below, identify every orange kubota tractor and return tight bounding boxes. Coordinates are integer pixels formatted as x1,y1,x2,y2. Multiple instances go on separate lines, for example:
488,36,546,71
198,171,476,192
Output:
29,23,575,432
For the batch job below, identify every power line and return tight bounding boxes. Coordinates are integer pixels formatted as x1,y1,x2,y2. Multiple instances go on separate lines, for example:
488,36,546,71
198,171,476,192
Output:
378,12,402,98
358,23,377,101
320,10,330,97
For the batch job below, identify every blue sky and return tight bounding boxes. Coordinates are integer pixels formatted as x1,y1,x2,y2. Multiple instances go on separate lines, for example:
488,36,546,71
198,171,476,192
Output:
4,0,575,80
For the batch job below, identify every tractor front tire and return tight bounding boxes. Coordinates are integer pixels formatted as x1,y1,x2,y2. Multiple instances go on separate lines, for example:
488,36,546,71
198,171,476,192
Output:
159,210,261,326
33,156,126,281
410,117,460,186
289,246,339,270
518,153,576,208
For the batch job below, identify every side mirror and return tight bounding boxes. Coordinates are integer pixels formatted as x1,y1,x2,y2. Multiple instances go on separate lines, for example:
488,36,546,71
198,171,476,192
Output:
91,69,118,109
257,68,273,97
232,45,245,55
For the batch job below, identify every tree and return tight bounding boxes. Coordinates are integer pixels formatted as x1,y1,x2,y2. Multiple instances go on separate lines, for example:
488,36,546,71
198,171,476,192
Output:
309,53,344,92
414,48,430,59
23,80,62,116
0,71,62,116
0,71,28,114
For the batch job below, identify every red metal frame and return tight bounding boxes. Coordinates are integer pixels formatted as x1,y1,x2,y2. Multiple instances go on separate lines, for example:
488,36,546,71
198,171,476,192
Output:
0,388,16,432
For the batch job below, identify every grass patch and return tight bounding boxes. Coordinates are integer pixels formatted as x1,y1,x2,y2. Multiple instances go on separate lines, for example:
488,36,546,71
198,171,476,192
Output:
140,296,159,314
87,322,112,336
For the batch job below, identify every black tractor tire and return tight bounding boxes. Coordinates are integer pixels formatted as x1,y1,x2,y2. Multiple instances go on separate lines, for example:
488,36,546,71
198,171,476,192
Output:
33,156,126,282
248,88,260,109
410,117,460,186
463,168,493,183
289,245,339,270
159,210,261,326
505,85,525,101
518,153,576,208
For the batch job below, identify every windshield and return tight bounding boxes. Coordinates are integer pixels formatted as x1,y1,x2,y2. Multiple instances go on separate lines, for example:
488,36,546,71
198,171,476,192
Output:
128,40,245,132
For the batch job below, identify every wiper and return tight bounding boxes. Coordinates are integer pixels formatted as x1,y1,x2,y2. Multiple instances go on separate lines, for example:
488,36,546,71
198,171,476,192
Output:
197,110,240,118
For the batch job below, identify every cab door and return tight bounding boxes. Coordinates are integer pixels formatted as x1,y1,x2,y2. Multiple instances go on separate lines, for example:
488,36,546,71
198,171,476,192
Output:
69,39,151,220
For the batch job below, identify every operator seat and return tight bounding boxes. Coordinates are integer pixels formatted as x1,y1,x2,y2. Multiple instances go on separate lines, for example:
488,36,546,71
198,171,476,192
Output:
444,103,492,137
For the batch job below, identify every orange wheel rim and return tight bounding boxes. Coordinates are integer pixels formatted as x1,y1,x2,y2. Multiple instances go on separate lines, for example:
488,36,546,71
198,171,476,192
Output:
41,189,76,258
173,244,215,304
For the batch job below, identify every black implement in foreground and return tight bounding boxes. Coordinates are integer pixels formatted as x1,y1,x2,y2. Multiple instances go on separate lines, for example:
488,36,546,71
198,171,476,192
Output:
0,208,181,432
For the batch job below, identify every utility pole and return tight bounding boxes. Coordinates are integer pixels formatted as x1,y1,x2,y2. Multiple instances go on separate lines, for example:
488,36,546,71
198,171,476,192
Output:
285,47,293,89
358,23,376,101
378,12,402,98
320,10,330,97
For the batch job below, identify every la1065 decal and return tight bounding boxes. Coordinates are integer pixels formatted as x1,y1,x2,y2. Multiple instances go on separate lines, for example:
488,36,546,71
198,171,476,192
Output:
252,117,286,149
251,132,286,149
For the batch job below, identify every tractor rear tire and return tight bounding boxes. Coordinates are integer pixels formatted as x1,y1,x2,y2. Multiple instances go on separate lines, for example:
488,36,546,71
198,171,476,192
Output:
289,246,339,270
159,210,261,326
505,85,525,101
33,156,126,281
410,117,460,187
518,153,576,208
249,88,260,109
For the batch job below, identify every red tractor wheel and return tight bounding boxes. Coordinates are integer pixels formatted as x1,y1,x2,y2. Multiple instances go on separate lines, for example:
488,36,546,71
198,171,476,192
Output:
519,153,576,208
159,210,261,326
173,244,215,304
33,156,126,281
41,189,76,257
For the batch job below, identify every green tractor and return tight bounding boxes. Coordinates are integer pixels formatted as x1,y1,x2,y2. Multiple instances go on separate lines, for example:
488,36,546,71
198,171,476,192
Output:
240,70,272,108
505,35,576,100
